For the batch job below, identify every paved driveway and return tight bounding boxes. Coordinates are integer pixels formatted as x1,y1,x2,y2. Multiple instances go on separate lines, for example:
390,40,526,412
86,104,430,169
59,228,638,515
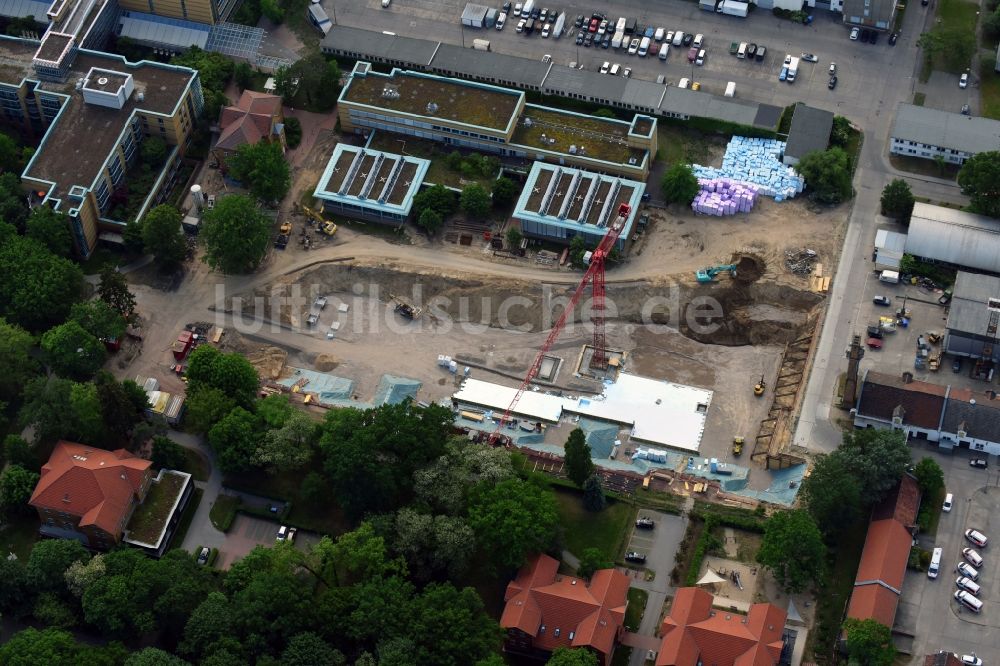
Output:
901,446,1000,663
625,509,687,580
215,514,281,569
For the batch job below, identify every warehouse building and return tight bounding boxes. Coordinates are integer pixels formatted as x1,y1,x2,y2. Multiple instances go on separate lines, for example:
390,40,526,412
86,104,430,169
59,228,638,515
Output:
890,103,1000,165
512,161,645,251
312,143,430,225
944,271,1000,364
337,62,656,179
782,103,834,166
905,203,1000,274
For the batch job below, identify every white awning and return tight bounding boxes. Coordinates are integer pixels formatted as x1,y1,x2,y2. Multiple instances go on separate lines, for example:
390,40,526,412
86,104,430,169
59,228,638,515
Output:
696,569,727,586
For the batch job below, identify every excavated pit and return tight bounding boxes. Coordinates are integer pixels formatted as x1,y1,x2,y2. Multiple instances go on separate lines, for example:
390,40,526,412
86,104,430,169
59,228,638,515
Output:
239,258,823,348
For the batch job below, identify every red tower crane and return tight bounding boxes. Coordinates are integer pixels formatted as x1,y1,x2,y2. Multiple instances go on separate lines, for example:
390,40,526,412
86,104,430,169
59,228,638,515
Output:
489,202,632,444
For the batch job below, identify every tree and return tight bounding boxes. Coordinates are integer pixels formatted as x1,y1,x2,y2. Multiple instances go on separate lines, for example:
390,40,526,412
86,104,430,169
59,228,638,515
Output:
839,429,911,503
413,184,457,220
0,172,28,232
0,464,38,515
170,47,234,112
234,62,254,91
413,439,515,515
582,474,607,512
94,372,147,445
564,428,595,487
917,28,975,73
20,377,105,444
0,235,83,331
208,407,261,474
576,547,612,580
27,538,90,595
40,321,106,380
0,557,30,617
406,583,501,665
417,208,444,234
756,509,825,593
260,0,285,22
395,508,476,581
201,194,271,273
281,633,343,666
829,115,853,149
880,179,914,224
795,147,853,204
0,318,40,403
70,300,126,341
505,226,523,250
460,184,492,219
151,436,188,470
913,457,945,496
467,478,559,570
4,435,36,471
842,618,896,666
258,394,292,428
142,204,188,268
184,385,237,433
98,265,136,321
0,132,20,173
660,163,699,204
181,592,233,659
798,453,861,538
253,411,316,473
0,628,81,665
64,554,106,598
958,151,1000,218
185,345,260,407
985,7,1000,39
122,217,145,253
491,177,519,209
228,141,291,203
25,206,73,256
126,648,193,666
569,234,587,268
548,647,600,666
286,53,342,112
283,116,302,148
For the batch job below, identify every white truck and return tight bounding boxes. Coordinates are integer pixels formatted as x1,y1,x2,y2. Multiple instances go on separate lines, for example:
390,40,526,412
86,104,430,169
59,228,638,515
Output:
718,0,749,17
786,56,800,82
611,30,625,49
724,81,736,97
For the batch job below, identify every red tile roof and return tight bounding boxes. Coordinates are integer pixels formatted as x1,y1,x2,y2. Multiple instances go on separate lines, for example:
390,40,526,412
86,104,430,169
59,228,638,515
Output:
870,475,921,525
857,371,947,429
655,588,787,666
501,554,629,660
29,441,150,538
924,652,963,666
217,90,282,152
846,584,899,628
854,519,912,591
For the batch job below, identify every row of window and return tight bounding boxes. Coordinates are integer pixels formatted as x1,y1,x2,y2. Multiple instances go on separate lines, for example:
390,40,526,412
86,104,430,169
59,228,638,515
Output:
348,108,506,142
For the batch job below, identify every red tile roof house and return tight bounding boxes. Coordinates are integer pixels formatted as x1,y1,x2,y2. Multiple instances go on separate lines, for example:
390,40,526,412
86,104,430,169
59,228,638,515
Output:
654,587,788,666
846,474,922,630
500,553,630,665
212,90,286,166
28,441,192,557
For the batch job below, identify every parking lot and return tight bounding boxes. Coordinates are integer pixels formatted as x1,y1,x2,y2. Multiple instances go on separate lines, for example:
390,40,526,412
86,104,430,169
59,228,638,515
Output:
332,0,930,118
214,514,321,569
623,509,687,579
900,447,1000,661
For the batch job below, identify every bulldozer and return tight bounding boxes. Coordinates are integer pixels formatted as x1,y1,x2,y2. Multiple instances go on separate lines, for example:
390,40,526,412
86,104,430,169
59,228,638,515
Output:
753,375,766,397
732,436,744,456
299,203,337,237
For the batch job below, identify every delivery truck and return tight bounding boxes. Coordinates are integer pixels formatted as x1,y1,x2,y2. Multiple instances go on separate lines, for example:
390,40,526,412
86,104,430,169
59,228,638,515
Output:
718,0,749,17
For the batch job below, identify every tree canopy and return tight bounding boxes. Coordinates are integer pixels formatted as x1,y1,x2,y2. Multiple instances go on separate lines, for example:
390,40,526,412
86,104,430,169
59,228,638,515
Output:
913,456,944,496
660,163,699,204
40,320,106,380
25,206,73,256
97,266,136,321
880,179,915,224
548,647,601,666
467,477,559,571
228,141,291,204
70,300,127,341
798,452,862,538
0,317,40,403
200,194,271,273
842,618,896,666
460,183,492,219
957,151,1000,218
0,234,83,331
185,345,260,408
491,176,519,208
142,204,188,268
757,509,825,593
838,429,911,503
564,428,595,487
796,147,853,204
412,184,457,220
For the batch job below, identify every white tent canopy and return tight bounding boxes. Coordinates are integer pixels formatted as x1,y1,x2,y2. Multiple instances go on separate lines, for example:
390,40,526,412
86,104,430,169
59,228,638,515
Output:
696,569,727,586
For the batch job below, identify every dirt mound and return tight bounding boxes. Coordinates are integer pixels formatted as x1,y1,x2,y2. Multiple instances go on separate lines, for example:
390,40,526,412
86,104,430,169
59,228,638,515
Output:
314,353,339,372
733,255,765,283
247,346,287,380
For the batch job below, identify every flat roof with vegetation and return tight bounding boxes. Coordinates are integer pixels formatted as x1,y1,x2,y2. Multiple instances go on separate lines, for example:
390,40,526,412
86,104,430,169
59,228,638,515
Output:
511,104,647,167
340,64,523,133
124,470,189,548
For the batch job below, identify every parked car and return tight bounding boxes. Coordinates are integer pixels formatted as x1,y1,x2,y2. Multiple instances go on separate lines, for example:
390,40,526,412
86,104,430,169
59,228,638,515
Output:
276,525,290,542
503,1,512,11
960,73,969,88
970,459,988,469
687,46,699,62
829,62,837,74
496,11,507,29
682,33,694,46
965,529,988,548
197,546,210,565
625,551,646,563
889,32,898,45
206,194,216,210
602,33,611,48
866,325,884,339
828,75,838,89
628,38,640,54
541,22,551,37
575,29,583,42
755,45,766,61
957,561,980,580
584,32,594,46
601,61,610,73
574,13,584,26
696,49,706,65
801,52,818,62
589,17,599,32
962,104,971,115
691,81,700,90
539,7,548,21
956,576,981,595
850,26,860,40
873,295,891,306
961,654,983,666
622,67,632,78
693,33,704,48
963,547,984,568
636,517,655,529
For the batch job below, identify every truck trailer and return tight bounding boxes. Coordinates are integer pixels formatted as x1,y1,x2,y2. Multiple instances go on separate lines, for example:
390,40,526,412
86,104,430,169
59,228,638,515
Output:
718,0,749,17
472,38,491,50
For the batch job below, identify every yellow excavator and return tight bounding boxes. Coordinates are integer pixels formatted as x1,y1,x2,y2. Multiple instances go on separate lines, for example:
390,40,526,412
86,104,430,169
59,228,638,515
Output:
298,203,337,237
753,374,766,397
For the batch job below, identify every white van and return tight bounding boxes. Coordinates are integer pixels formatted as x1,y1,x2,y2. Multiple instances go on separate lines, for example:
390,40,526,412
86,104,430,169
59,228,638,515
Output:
879,269,900,284
609,63,621,76
957,576,981,595
737,42,748,59
693,33,704,48
963,548,984,568
678,78,690,89
638,36,650,56
928,547,942,579
943,493,954,512
654,27,665,42
672,31,684,46
955,589,983,613
659,45,668,60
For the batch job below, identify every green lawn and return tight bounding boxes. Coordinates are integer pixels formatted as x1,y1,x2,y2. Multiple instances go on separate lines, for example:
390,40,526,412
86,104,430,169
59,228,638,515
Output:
554,488,635,561
209,494,240,532
923,486,947,536
931,0,980,74
224,469,352,537
181,447,210,483
625,587,649,631
809,521,867,663
980,60,1000,120
0,513,39,561
126,472,187,544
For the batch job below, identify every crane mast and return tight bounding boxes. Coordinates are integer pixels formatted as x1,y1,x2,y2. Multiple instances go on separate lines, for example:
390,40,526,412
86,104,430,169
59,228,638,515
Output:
488,202,631,444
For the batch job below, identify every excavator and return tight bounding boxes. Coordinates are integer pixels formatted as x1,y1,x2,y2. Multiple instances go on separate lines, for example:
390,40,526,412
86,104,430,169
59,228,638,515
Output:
753,374,766,397
695,264,737,283
297,203,338,237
